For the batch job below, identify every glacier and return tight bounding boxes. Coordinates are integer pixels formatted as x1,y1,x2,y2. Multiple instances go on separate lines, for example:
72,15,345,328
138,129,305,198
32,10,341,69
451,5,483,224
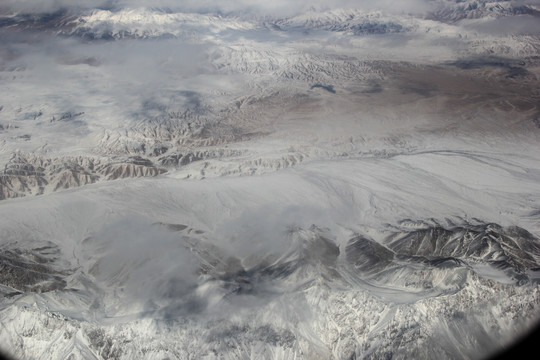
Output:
0,1,540,359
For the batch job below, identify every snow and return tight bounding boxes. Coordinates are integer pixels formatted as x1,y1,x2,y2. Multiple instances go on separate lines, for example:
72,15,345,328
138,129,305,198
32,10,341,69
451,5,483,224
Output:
1,2,540,359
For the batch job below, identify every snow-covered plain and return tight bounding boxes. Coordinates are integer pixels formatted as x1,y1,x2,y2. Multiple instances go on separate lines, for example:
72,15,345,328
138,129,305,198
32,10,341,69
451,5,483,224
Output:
1,1,540,359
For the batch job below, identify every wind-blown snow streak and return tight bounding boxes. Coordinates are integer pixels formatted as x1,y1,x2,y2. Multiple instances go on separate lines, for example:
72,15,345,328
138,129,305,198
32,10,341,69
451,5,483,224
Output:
0,1,540,359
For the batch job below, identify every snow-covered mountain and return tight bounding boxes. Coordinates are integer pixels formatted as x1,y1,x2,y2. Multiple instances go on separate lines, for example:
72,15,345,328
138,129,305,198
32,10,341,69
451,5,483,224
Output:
428,0,540,22
1,1,540,359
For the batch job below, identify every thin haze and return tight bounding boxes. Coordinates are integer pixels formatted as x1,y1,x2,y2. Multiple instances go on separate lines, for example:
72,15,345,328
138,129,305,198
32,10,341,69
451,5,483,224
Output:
88,217,201,316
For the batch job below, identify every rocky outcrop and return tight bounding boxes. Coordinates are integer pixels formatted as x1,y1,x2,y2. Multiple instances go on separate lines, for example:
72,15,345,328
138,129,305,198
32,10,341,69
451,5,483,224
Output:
385,223,540,274
0,244,68,294
0,154,167,200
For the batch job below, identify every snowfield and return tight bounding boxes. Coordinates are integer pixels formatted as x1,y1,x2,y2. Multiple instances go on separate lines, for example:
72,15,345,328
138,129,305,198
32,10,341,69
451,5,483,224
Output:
1,1,540,359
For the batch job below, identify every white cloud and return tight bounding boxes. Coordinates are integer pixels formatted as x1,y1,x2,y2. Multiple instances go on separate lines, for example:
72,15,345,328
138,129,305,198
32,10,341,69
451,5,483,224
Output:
462,15,540,36
88,217,201,315
215,204,333,259
2,0,433,16
1,0,113,13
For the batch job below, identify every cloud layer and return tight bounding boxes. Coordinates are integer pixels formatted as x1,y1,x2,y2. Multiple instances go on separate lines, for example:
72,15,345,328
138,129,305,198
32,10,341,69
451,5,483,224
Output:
2,0,434,16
